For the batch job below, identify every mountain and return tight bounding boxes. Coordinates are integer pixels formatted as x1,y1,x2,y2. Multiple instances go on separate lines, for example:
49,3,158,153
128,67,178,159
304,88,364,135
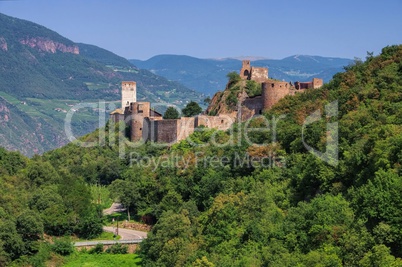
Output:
0,13,203,156
130,54,353,95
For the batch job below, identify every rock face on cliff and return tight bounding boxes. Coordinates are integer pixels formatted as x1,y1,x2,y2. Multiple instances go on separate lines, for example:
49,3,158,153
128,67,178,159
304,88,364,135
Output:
19,37,79,54
0,12,203,156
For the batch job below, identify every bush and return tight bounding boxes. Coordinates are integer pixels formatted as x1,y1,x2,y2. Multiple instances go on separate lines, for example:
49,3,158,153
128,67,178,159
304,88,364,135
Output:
105,243,128,254
52,237,74,256
88,243,104,254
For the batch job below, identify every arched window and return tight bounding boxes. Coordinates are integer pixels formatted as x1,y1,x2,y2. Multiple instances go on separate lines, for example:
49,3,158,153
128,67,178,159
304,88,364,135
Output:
244,69,249,77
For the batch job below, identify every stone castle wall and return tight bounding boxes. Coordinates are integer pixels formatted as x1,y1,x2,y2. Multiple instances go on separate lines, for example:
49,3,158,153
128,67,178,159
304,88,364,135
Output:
250,67,268,83
111,60,324,145
140,115,232,144
262,81,291,110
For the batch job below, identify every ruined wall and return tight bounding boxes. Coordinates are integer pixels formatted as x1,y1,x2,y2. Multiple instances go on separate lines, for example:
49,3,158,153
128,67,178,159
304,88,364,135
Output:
241,95,264,120
155,119,180,144
313,78,323,89
240,60,251,79
262,81,291,110
295,81,312,90
177,117,195,141
250,67,268,83
121,81,137,108
196,115,233,131
243,96,263,113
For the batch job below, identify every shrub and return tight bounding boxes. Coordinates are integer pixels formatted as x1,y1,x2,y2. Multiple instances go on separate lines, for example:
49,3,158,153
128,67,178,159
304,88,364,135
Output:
105,243,128,254
52,237,74,256
88,243,104,254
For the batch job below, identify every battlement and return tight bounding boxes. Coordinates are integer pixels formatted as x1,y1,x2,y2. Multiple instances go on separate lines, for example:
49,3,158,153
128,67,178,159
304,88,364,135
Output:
240,60,268,82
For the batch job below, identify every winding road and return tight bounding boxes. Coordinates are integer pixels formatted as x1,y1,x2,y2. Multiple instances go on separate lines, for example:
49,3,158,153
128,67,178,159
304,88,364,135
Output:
103,226,147,240
74,203,148,247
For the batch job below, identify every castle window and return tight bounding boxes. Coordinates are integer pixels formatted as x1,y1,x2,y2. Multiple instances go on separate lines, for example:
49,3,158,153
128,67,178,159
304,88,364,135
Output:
244,70,249,77
140,128,142,130
221,119,224,123
271,83,274,87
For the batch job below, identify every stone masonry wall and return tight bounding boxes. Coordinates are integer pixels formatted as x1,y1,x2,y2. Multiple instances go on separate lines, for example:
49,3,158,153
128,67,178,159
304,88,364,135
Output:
250,67,268,83
262,81,291,110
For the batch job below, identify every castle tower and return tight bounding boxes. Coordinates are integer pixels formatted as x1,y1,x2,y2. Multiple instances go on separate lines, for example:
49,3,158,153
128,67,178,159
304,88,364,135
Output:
240,60,251,79
262,81,291,110
129,102,150,141
312,78,323,89
121,81,137,109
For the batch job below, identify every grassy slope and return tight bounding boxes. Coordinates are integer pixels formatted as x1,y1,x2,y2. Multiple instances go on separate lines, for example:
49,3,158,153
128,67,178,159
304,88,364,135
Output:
63,254,141,267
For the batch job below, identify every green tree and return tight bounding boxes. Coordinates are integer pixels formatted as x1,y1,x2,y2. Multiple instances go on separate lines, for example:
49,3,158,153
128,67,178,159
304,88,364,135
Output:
226,71,241,86
16,210,44,254
182,101,202,117
163,106,180,119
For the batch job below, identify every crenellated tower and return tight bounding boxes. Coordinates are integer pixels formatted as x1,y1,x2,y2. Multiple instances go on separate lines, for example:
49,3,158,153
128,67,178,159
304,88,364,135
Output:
121,81,137,109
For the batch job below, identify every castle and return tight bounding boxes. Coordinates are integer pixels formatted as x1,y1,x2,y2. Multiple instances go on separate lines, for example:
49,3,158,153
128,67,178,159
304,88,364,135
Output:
110,82,232,144
224,60,323,120
110,61,323,144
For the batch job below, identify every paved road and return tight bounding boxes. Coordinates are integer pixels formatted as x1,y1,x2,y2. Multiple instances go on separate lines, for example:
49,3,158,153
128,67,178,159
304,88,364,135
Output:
74,239,143,247
103,226,148,240
103,202,126,215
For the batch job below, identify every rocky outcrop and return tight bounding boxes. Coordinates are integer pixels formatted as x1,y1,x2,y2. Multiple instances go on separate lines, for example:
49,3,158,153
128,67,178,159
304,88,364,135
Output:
0,102,10,123
0,37,7,51
19,37,79,54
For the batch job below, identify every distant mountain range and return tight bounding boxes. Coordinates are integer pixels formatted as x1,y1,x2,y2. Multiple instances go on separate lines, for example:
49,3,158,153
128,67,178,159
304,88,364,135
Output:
0,13,203,156
130,55,353,95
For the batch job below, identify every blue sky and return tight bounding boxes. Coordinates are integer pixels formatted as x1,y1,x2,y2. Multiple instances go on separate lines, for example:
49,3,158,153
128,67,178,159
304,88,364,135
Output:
0,0,401,60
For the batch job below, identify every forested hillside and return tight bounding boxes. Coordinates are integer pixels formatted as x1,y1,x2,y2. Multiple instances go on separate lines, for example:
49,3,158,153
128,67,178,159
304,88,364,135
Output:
1,44,402,266
0,147,103,266
39,45,402,266
0,13,203,156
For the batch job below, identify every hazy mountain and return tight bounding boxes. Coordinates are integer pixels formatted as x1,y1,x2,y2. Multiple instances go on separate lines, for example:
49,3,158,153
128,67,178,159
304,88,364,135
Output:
0,13,203,156
130,54,353,95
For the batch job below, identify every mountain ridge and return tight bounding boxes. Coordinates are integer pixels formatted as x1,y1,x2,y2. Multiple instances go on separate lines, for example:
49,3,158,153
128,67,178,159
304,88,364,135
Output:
130,54,353,95
0,12,203,156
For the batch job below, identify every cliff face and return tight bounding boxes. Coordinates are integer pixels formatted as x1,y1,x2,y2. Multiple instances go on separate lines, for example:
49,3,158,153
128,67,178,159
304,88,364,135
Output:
19,37,79,54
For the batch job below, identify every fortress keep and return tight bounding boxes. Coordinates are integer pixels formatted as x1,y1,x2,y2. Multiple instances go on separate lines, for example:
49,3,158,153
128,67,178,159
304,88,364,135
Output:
110,82,232,144
110,60,323,144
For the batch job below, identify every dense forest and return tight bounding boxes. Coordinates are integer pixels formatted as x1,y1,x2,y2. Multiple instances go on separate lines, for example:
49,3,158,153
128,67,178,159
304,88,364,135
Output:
1,45,402,266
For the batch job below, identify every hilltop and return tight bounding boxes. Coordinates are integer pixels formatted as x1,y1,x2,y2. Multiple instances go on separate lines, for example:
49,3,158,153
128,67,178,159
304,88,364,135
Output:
130,54,352,95
0,13,203,156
